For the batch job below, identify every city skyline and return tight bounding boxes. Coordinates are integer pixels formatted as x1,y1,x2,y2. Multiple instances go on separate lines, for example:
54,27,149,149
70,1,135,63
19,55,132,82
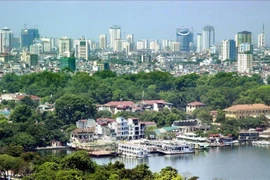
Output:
1,1,270,46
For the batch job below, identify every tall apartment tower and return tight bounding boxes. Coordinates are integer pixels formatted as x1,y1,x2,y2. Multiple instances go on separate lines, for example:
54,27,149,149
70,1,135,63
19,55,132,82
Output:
0,27,13,53
58,37,72,56
99,34,107,49
176,27,193,52
235,31,252,47
221,40,236,61
77,36,89,60
21,28,40,50
202,25,215,51
237,53,253,73
196,33,202,53
258,24,265,49
109,25,121,50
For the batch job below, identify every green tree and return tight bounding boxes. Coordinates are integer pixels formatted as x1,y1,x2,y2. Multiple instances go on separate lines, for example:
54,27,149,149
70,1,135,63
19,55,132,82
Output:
0,154,20,180
10,104,32,123
154,166,183,180
61,151,96,173
55,94,96,124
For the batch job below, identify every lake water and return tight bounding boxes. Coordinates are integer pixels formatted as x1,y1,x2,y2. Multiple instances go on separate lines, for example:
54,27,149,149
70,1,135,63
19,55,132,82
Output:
38,145,270,180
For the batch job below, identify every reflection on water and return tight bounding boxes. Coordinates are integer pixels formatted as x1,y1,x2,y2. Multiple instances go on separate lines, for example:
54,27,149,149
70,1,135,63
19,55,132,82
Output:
38,146,270,180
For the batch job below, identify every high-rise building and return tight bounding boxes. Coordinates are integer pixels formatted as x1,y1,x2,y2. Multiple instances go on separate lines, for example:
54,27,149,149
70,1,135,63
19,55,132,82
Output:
30,40,43,57
171,42,180,52
114,39,122,52
40,37,52,52
221,40,236,61
238,43,253,53
99,34,107,49
126,34,134,44
237,53,253,73
202,25,215,51
136,39,148,50
258,24,265,49
176,27,193,52
60,54,76,71
122,40,131,54
77,36,89,60
196,33,202,53
235,31,252,47
58,37,72,56
109,25,121,50
21,28,39,50
0,27,13,53
149,40,160,52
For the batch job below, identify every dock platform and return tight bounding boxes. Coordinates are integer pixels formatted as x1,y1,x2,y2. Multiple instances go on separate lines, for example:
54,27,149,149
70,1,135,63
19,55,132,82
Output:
89,150,118,157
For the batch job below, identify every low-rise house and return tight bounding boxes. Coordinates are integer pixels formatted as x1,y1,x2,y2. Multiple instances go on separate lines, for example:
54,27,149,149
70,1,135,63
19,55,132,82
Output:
238,129,259,141
186,101,206,114
96,118,115,137
171,119,210,134
110,117,129,139
76,119,96,129
97,101,135,115
37,102,54,112
139,100,173,112
172,119,201,127
0,93,41,103
70,127,95,143
223,104,270,119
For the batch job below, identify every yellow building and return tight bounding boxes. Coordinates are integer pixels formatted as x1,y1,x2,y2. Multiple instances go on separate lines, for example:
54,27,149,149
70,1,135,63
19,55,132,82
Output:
186,101,206,114
223,104,270,119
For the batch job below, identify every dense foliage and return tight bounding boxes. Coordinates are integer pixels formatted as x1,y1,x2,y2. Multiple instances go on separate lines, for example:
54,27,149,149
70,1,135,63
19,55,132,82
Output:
0,71,269,148
0,150,199,180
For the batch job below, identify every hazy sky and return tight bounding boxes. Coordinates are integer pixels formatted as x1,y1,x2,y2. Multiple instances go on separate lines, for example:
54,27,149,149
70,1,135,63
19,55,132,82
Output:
1,1,270,45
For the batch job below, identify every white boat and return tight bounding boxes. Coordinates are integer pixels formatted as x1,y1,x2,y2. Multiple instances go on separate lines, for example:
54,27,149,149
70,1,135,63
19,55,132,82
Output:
252,140,270,146
157,142,194,155
118,143,151,158
177,133,209,150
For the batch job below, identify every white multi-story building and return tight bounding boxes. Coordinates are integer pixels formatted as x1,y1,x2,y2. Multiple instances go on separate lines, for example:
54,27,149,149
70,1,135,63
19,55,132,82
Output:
221,40,236,61
99,34,107,49
0,27,13,53
112,117,129,139
196,33,202,53
202,25,215,51
126,34,134,44
122,40,131,54
149,40,160,52
114,39,122,52
237,53,253,73
40,37,52,52
128,118,141,139
77,36,89,60
171,42,180,52
30,43,43,57
161,39,169,51
238,43,253,53
58,37,72,55
109,25,121,49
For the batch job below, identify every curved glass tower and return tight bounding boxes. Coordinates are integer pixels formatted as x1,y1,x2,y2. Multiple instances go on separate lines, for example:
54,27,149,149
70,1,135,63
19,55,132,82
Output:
176,28,193,52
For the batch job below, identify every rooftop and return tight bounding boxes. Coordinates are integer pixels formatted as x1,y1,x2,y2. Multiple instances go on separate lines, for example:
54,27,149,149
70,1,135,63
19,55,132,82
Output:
187,101,205,106
224,104,270,111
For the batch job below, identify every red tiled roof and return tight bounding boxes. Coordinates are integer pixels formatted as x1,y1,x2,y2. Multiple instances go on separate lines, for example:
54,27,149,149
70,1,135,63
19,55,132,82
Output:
224,104,270,111
15,95,41,100
140,121,157,126
105,101,134,107
72,127,95,134
187,101,205,106
96,118,115,123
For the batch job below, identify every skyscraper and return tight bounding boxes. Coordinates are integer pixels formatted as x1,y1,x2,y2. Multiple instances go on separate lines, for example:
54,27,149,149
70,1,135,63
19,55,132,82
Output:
258,24,265,49
196,33,202,53
221,40,236,61
126,34,134,44
235,31,252,47
171,42,180,52
21,28,40,50
109,25,121,50
237,53,253,73
176,27,193,52
58,37,72,56
99,34,107,49
77,36,89,60
202,25,215,51
0,27,13,53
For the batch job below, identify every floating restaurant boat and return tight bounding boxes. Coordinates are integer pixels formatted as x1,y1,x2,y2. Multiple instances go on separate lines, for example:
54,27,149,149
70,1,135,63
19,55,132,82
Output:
157,142,194,155
252,140,270,146
118,143,150,158
176,133,209,150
